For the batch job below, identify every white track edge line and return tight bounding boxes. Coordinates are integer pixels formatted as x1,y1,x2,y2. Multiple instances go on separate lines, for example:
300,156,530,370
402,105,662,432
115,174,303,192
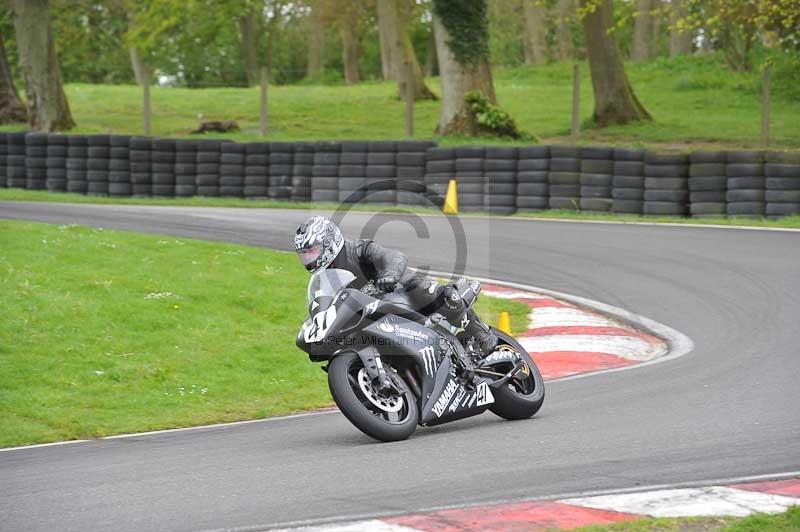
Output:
0,272,690,452
0,410,338,452
198,470,800,532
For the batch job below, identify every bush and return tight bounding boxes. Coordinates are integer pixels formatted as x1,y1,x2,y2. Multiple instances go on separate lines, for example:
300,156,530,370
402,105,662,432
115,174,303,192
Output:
465,91,534,140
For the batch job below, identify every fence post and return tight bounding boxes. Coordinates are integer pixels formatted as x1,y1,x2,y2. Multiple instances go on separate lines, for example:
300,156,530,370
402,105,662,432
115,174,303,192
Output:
762,63,771,147
571,63,580,142
260,66,269,137
142,66,152,136
404,61,414,137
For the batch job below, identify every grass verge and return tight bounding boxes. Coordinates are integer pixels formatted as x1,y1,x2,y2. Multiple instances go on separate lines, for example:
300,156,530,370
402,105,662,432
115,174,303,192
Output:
2,188,799,229
0,220,530,447
1,55,798,149
563,506,800,531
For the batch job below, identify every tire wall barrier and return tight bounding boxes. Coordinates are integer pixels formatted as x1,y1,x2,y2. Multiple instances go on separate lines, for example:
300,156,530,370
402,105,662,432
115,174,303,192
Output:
0,133,798,218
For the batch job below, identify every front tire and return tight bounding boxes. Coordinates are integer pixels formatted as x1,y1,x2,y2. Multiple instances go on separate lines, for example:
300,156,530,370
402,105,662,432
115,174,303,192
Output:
328,352,419,442
488,329,545,420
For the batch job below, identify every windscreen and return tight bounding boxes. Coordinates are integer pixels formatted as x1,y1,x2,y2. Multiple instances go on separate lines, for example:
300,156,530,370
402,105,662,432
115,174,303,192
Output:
307,268,356,306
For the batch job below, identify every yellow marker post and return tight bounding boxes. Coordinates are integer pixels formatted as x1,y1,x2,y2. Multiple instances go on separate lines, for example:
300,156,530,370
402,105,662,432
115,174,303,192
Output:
443,179,458,215
497,311,511,334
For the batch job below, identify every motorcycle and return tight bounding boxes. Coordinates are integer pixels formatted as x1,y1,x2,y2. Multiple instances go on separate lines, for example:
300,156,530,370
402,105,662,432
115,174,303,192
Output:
296,268,545,442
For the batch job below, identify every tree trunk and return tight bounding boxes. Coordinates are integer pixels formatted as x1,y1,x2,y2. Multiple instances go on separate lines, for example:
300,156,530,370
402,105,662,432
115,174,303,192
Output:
582,0,651,127
632,0,652,61
432,13,496,136
376,0,395,80
0,33,27,124
11,0,74,131
522,0,547,65
554,0,575,60
127,10,147,86
238,10,260,86
339,22,360,85
378,0,437,100
669,0,692,56
424,27,438,77
307,2,324,78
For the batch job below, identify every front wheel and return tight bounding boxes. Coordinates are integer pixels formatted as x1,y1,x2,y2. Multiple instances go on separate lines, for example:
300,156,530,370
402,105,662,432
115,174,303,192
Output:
488,329,545,420
328,352,419,442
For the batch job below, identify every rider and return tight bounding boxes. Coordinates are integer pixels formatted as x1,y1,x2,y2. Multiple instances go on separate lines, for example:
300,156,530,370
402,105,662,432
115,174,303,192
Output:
294,215,499,356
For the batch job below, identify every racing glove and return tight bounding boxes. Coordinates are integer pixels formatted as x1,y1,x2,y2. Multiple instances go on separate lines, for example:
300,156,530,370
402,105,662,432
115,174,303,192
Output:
376,275,398,292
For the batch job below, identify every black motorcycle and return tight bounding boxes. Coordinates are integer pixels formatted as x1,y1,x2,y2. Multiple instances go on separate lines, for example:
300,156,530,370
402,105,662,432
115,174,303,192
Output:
296,268,545,442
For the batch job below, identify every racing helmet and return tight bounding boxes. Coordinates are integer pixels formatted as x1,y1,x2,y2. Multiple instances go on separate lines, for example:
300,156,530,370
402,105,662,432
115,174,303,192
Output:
294,216,344,273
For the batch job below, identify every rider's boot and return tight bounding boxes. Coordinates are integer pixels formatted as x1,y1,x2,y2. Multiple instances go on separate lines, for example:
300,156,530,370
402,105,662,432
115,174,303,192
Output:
462,308,498,357
440,286,498,357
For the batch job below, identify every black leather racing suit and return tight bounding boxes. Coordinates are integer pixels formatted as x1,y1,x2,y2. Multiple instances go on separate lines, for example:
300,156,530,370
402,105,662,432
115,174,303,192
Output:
329,238,498,353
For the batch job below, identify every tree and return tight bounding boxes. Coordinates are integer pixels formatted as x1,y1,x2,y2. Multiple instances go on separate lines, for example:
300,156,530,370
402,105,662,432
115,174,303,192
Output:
432,0,521,136
337,3,361,85
632,0,654,61
522,0,548,65
0,32,27,124
581,0,652,126
11,0,74,131
307,0,325,78
238,5,262,86
376,0,395,80
554,0,576,60
669,0,692,56
377,0,436,100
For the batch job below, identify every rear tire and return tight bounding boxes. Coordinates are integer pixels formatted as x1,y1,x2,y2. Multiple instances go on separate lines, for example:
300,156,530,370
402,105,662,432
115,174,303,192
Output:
488,329,545,420
328,352,418,442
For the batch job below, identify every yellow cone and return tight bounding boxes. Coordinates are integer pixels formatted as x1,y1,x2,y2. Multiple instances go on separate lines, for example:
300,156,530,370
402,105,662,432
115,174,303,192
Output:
497,311,511,334
442,179,458,215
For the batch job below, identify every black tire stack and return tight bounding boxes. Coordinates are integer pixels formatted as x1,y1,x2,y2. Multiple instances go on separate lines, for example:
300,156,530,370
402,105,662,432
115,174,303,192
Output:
195,139,221,197
548,146,580,210
151,138,176,197
424,147,456,207
366,141,397,205
725,151,765,217
396,141,432,206
515,146,549,211
219,142,244,197
455,146,485,212
268,142,293,201
66,136,89,194
484,146,517,215
579,146,614,213
312,142,340,203
338,141,367,204
244,142,269,198
129,137,151,196
291,143,313,201
6,132,27,189
765,151,800,218
108,135,132,197
644,152,689,216
174,139,197,197
45,134,68,193
25,132,48,190
86,135,111,195
612,148,645,214
0,133,6,188
688,151,726,217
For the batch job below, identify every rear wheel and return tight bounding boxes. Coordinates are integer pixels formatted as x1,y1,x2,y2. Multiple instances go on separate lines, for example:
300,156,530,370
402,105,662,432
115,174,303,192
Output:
488,329,545,420
328,352,418,442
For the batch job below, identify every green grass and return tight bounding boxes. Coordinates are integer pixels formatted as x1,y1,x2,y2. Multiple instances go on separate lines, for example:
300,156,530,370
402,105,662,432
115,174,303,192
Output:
3,188,799,229
563,506,800,531
0,220,530,447
2,55,797,149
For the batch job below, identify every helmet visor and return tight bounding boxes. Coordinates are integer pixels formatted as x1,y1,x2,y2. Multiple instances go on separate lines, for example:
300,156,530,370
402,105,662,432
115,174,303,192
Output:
298,245,323,268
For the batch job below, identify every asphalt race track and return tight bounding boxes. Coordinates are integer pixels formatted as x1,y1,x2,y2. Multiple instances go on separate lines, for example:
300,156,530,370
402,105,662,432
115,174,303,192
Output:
1,201,799,532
